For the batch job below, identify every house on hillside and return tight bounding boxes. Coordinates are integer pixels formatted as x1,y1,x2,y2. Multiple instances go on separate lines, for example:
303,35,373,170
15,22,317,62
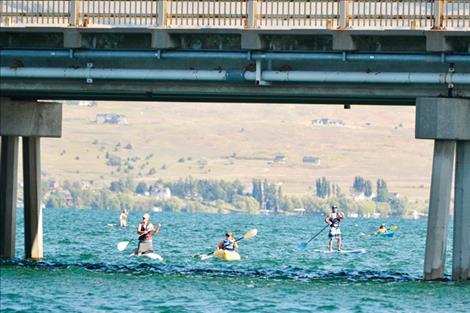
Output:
273,154,288,163
60,190,73,207
351,192,374,201
149,184,171,200
79,181,92,190
49,181,59,190
302,156,320,165
96,114,128,125
312,118,345,126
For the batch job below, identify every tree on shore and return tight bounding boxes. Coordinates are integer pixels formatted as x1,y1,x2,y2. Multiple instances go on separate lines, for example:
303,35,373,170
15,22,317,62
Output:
315,177,330,198
376,178,389,202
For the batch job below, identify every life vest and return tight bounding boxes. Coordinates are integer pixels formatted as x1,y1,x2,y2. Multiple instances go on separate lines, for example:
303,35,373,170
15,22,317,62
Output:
222,239,235,251
329,213,341,228
138,222,153,241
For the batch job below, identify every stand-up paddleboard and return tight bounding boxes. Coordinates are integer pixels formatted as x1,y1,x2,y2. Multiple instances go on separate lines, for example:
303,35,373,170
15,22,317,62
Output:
130,252,163,261
314,249,366,254
107,224,116,227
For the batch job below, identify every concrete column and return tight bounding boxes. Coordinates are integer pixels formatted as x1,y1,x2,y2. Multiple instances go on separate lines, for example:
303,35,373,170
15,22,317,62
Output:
416,97,470,281
423,140,455,280
452,141,470,280
22,137,43,260
0,136,19,259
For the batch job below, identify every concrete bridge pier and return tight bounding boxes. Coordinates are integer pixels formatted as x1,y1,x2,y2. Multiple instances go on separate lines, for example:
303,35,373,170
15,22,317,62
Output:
0,136,19,258
416,97,470,281
453,141,470,280
0,98,62,259
22,137,43,259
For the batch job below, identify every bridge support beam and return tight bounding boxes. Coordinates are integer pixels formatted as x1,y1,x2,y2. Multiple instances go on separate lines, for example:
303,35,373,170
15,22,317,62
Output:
416,97,470,281
453,141,470,280
0,98,62,260
23,137,43,259
423,140,454,280
0,136,19,258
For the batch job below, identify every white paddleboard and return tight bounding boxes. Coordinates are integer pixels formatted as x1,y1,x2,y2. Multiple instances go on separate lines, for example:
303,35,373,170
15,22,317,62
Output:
143,252,163,261
107,224,116,227
314,249,366,254
130,252,163,261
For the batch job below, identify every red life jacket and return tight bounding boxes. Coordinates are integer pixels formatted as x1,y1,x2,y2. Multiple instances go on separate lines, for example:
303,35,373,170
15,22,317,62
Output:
138,222,153,241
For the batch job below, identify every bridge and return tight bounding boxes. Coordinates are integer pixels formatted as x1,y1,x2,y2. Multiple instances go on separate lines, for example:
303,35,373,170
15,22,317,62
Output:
0,0,469,281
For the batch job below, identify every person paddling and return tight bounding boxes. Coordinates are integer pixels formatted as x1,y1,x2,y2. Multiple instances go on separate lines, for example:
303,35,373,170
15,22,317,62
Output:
217,232,238,252
134,213,161,256
325,205,345,252
376,224,388,234
119,209,128,228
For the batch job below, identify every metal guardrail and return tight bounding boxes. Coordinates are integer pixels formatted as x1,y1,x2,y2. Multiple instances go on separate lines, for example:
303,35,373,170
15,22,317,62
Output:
0,0,468,30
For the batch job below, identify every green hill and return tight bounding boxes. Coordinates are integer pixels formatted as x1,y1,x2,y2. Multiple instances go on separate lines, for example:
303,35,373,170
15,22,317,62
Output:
38,101,432,201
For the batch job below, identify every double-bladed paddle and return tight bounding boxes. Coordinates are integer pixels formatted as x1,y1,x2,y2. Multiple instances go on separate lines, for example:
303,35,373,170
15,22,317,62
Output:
194,228,258,259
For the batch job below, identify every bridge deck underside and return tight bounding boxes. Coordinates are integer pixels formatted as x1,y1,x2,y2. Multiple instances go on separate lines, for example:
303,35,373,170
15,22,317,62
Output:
0,80,458,105
1,28,469,105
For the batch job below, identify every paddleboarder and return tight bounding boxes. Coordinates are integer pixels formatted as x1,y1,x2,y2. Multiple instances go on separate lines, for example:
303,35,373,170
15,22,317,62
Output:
135,213,161,256
325,205,345,252
119,209,128,228
217,232,239,252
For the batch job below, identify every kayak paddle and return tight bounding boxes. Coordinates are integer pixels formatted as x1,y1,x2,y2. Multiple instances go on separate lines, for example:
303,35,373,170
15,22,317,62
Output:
194,228,258,259
297,224,329,251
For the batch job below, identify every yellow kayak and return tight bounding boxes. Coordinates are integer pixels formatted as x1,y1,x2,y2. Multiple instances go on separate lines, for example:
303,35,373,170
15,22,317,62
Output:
213,249,241,261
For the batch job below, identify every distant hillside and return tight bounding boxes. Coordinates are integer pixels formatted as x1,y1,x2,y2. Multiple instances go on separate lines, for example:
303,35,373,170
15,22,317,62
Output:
37,101,433,201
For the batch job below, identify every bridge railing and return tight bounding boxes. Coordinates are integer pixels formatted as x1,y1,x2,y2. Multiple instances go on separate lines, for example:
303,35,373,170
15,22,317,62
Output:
0,0,468,30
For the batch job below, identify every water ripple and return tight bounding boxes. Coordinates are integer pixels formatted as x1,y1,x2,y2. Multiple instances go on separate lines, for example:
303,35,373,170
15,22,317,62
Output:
0,258,423,282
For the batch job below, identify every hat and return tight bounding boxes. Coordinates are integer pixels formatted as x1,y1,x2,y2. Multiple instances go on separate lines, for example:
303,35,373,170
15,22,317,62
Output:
331,205,338,210
142,213,150,219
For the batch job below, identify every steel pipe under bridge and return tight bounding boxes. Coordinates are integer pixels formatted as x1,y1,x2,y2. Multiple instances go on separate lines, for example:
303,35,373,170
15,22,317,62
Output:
3,67,470,85
1,48,470,104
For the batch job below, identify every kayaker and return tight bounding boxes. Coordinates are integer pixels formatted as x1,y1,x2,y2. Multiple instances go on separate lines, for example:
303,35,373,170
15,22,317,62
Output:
119,209,128,228
376,224,388,234
217,232,238,252
135,213,161,256
325,205,345,252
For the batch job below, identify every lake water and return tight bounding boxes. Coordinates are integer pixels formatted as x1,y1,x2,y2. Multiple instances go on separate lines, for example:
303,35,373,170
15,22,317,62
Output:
1,208,469,312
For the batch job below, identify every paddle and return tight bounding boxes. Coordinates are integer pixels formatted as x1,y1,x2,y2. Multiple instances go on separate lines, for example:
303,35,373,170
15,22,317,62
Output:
194,228,258,259
117,238,136,251
117,229,156,252
297,224,330,251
